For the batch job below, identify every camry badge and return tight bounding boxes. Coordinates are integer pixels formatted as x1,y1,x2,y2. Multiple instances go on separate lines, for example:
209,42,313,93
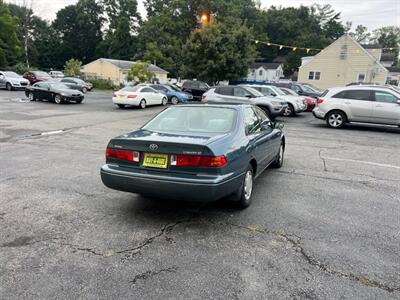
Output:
149,144,158,150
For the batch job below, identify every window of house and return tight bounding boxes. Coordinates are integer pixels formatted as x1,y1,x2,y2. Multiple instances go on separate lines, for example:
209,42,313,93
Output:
308,71,321,80
357,73,366,83
259,69,263,76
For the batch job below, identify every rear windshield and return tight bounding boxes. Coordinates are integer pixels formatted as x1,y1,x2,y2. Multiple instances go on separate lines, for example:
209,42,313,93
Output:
120,86,142,92
33,71,50,77
143,107,236,133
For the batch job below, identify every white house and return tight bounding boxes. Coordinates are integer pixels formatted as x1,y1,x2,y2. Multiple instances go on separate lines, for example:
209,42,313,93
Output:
246,63,284,82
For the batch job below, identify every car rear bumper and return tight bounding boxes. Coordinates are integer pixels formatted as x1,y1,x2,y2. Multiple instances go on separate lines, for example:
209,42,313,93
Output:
112,98,140,105
100,164,244,202
312,107,325,119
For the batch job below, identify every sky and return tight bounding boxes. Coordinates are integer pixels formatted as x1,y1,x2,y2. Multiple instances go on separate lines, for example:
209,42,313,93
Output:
5,0,400,31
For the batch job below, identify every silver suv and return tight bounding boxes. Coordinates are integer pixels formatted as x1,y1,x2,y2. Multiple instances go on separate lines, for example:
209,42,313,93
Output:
202,85,287,119
313,86,400,128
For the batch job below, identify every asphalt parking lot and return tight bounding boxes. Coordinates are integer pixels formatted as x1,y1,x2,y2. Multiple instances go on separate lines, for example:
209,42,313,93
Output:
0,90,399,299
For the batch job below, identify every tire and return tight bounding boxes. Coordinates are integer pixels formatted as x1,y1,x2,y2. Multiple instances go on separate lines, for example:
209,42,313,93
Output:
117,104,125,108
326,110,346,128
28,92,35,101
231,165,254,209
171,96,179,105
76,99,83,104
54,94,63,104
82,87,88,93
139,99,146,109
6,83,13,91
283,103,295,117
161,97,168,106
272,142,284,168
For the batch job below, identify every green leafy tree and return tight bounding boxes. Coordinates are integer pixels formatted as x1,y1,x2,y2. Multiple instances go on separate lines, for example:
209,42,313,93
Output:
350,25,370,43
107,16,134,60
0,0,20,67
181,18,256,84
127,61,154,83
372,26,400,66
64,58,82,77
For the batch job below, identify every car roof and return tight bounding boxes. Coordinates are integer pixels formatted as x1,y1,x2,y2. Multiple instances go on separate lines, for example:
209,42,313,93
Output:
173,103,252,109
327,85,400,95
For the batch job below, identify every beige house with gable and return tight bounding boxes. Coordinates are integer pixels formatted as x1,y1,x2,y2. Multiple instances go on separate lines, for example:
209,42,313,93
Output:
82,58,169,85
298,34,388,89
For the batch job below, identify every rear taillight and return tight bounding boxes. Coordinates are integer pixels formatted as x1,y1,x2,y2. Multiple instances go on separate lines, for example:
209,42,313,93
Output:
170,154,227,167
127,95,137,99
106,148,140,162
113,92,116,97
317,98,324,104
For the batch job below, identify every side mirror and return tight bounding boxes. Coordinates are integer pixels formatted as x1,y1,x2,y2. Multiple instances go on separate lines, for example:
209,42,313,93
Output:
274,122,284,130
245,95,253,99
298,90,303,95
261,121,273,130
271,93,277,97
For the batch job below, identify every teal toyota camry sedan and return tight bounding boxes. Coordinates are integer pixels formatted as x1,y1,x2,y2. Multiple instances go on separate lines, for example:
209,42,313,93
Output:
100,104,285,209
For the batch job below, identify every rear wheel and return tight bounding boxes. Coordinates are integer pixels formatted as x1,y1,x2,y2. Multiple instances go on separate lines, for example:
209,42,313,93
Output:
171,96,179,105
272,142,284,168
326,111,346,128
161,97,168,106
54,94,63,104
231,165,254,209
283,103,295,117
117,104,125,108
6,83,12,91
139,99,146,109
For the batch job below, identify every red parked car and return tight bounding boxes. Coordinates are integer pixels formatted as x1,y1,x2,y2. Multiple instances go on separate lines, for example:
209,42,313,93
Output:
280,87,316,111
23,71,51,85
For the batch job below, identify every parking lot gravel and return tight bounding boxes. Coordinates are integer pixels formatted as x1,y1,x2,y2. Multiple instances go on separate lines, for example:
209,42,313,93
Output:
0,90,399,299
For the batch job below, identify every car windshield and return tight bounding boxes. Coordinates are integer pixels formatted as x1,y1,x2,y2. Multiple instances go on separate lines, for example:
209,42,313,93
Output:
3,72,20,77
143,106,236,133
34,71,50,77
120,86,142,92
270,86,286,96
50,83,70,89
167,85,181,92
243,87,264,97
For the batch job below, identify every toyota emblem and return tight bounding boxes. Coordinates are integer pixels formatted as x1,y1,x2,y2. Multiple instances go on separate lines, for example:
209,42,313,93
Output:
149,144,158,150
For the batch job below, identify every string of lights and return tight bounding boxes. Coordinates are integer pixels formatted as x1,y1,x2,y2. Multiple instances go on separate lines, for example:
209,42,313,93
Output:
254,39,399,53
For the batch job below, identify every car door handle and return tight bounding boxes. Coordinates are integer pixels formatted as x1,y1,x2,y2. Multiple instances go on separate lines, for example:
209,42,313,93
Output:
376,104,383,107
344,101,351,104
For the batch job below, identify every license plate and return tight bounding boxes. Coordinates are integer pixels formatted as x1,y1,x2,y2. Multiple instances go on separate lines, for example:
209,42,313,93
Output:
118,95,125,99
143,153,168,169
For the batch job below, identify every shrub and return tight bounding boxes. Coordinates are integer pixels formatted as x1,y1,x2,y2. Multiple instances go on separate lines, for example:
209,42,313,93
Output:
64,59,82,77
86,78,116,90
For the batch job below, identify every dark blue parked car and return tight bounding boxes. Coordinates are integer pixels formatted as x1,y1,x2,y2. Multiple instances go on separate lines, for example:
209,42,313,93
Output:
150,84,193,104
100,104,285,209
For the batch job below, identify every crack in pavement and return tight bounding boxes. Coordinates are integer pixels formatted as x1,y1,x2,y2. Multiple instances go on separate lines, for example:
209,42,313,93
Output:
219,221,400,294
130,266,178,284
318,149,328,172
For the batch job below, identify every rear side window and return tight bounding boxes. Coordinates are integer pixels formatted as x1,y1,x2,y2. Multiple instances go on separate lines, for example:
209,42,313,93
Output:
215,86,233,95
339,90,372,101
374,91,398,103
244,107,260,135
234,87,252,97
141,87,154,93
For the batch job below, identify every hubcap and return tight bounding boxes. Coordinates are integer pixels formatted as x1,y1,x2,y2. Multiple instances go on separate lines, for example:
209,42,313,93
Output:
55,96,61,104
172,97,178,105
244,170,253,201
284,106,292,116
162,98,167,105
329,114,343,127
141,100,146,108
28,93,34,101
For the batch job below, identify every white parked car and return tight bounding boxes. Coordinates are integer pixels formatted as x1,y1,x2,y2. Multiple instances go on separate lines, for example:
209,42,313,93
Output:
49,71,64,78
243,84,307,117
313,86,400,128
113,85,168,109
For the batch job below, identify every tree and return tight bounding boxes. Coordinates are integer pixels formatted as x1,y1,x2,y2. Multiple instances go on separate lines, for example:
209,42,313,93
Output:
371,26,400,49
64,58,82,77
350,25,370,43
107,16,134,60
0,0,20,67
127,61,154,83
181,18,256,84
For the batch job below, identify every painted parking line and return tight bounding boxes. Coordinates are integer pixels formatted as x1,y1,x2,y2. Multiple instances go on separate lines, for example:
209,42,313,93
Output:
323,157,400,170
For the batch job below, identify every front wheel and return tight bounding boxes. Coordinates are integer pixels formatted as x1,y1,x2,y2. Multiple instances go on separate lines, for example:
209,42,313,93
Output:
28,92,35,101
139,99,146,109
161,97,168,106
171,96,179,105
6,83,13,91
326,111,346,128
82,87,88,93
54,94,63,104
231,165,254,209
272,142,284,168
76,99,83,104
283,104,295,117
